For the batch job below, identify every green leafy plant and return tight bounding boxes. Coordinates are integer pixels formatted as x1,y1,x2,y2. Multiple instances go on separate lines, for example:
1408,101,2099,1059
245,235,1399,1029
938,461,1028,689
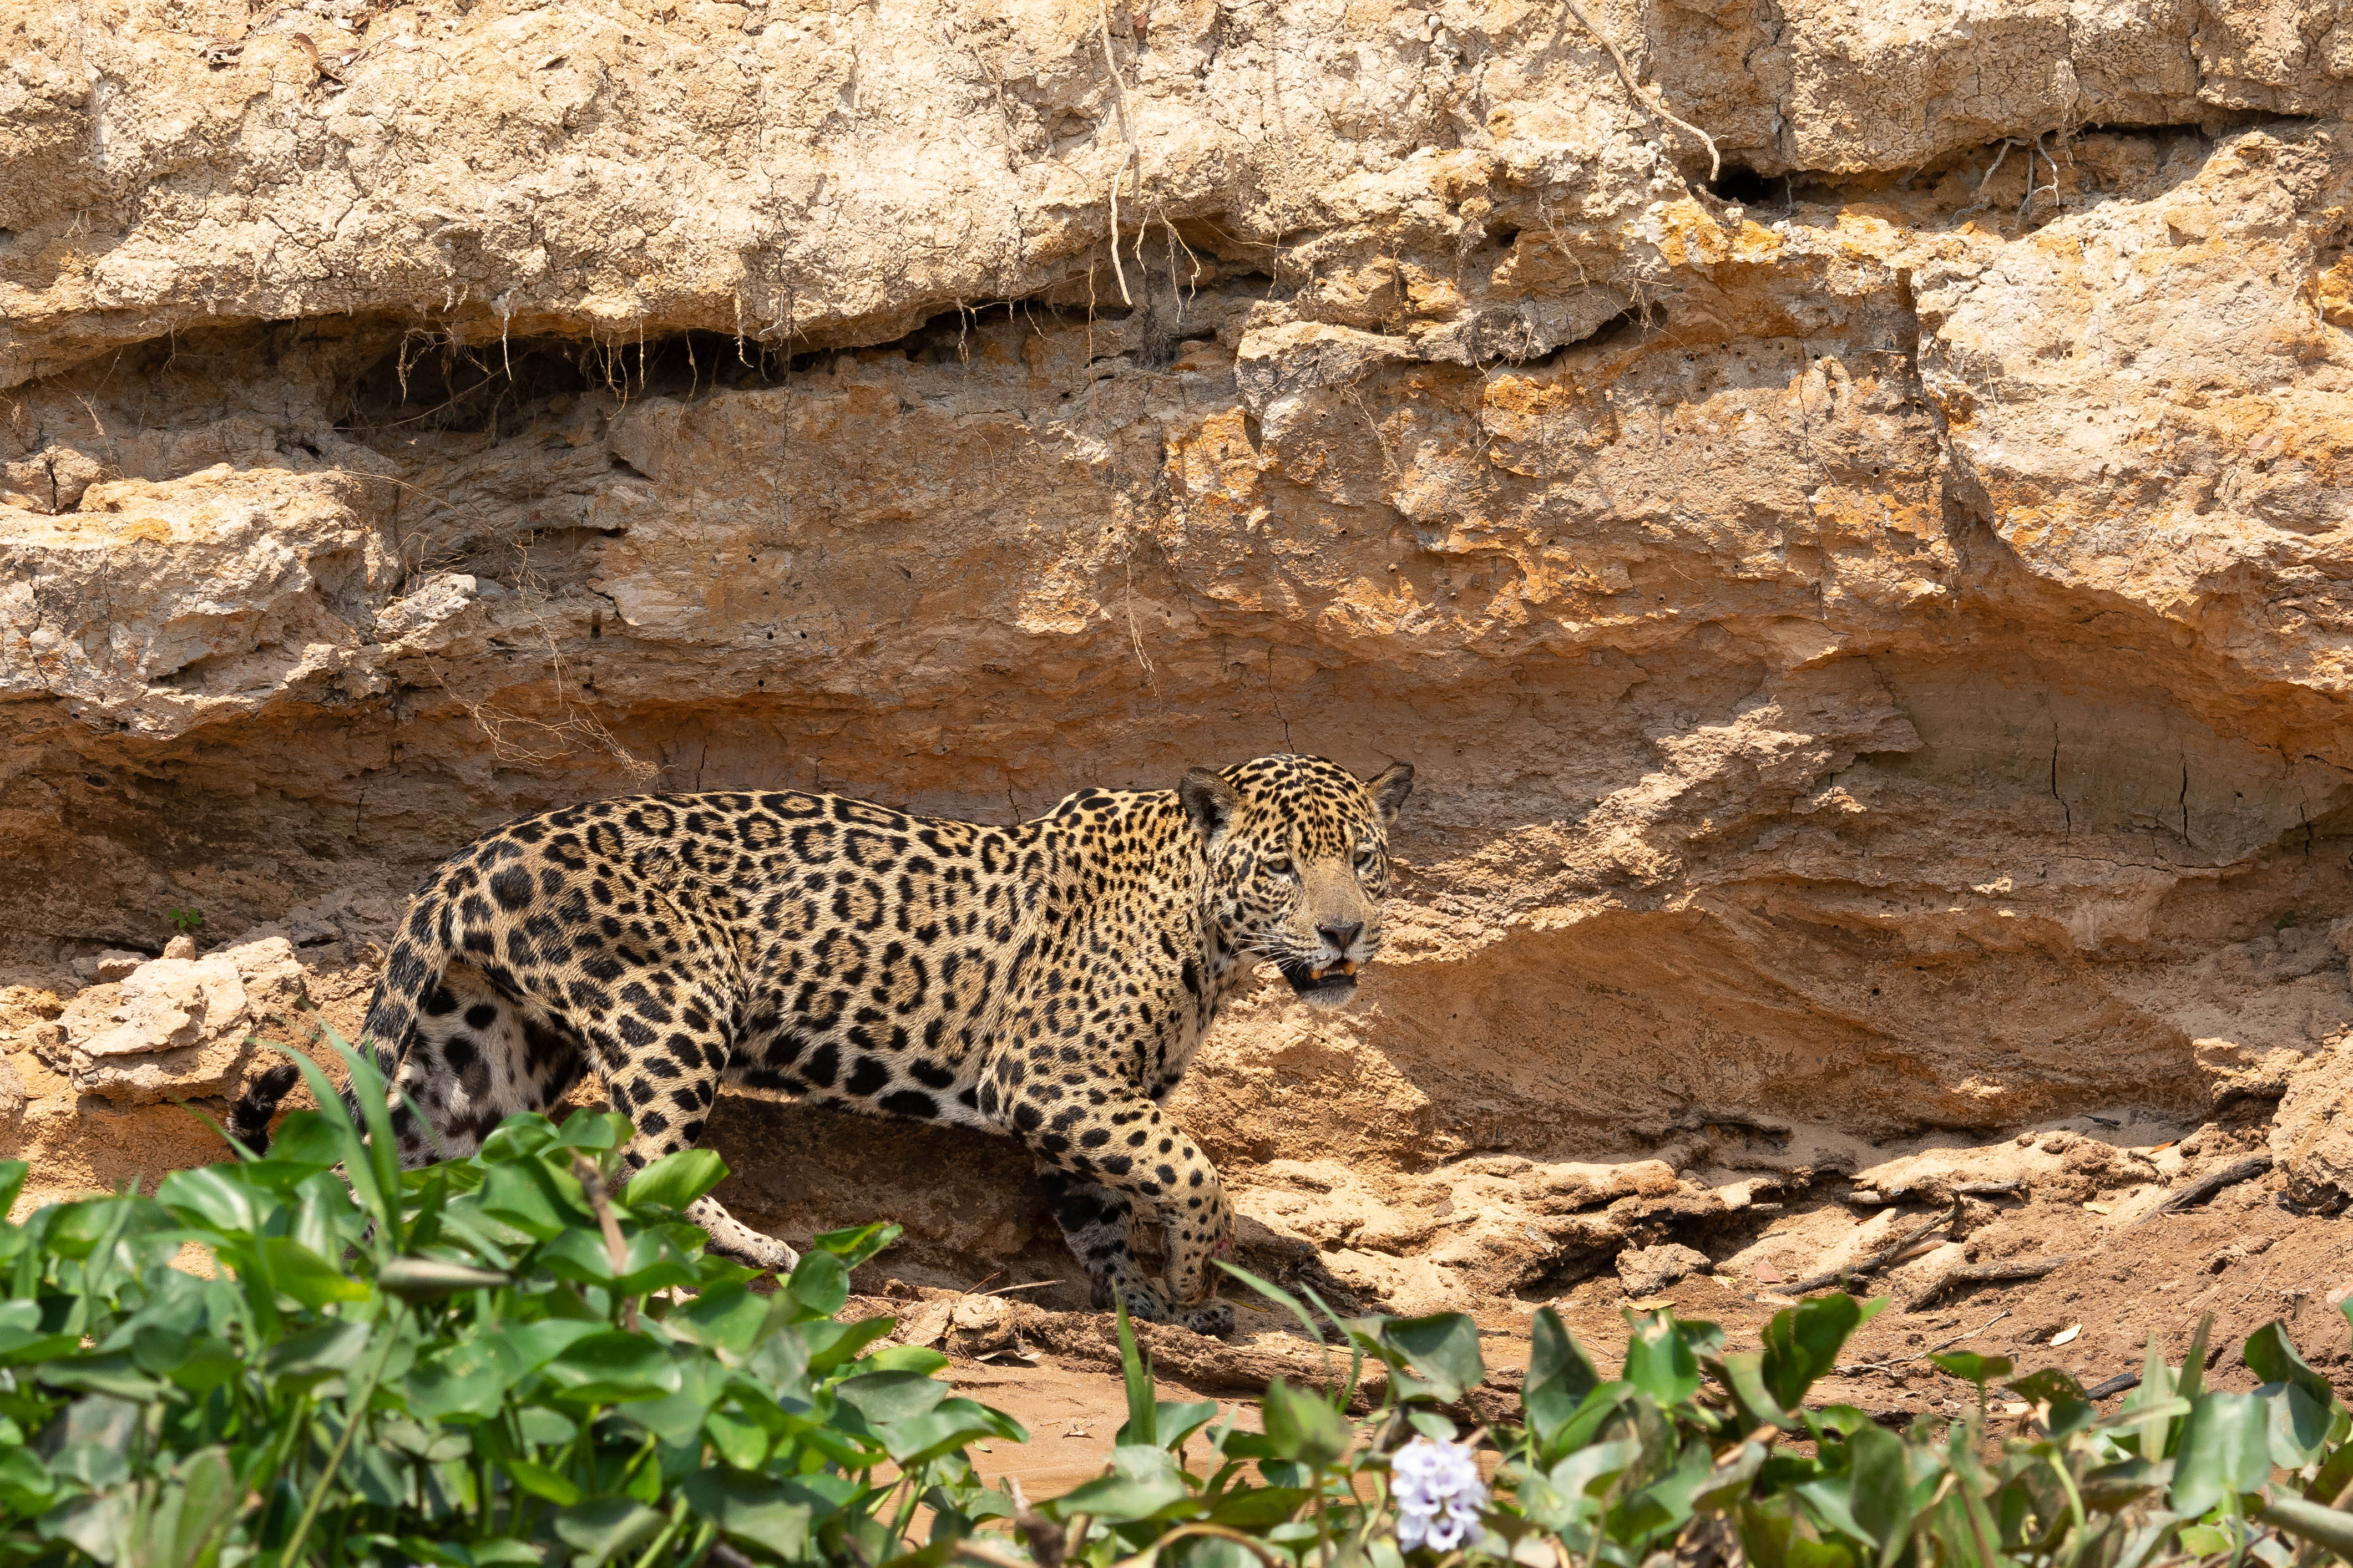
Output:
0,1036,1023,1566
984,1265,2353,1568
164,908,204,935
8,1034,2353,1568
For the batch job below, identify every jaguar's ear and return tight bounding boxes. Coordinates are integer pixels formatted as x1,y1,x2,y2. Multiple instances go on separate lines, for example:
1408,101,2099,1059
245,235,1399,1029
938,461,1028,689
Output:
1178,767,1242,848
1367,762,1415,825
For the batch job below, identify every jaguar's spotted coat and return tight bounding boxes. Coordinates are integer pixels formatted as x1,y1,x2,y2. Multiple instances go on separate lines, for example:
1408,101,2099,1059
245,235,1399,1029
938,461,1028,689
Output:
232,753,1413,1331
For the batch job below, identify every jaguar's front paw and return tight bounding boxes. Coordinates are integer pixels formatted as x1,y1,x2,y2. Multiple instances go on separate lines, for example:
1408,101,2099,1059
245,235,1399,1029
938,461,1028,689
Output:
1115,1283,1177,1325
1178,1299,1234,1337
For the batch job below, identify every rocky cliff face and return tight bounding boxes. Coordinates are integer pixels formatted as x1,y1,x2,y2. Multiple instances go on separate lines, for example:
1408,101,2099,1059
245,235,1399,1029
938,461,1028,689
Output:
6,0,2353,1297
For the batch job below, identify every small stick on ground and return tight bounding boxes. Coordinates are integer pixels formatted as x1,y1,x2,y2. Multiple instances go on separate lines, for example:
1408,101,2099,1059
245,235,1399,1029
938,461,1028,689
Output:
1788,1199,1960,1296
1907,1256,2077,1310
1837,1308,2011,1376
2138,1154,2273,1224
2084,1372,2141,1401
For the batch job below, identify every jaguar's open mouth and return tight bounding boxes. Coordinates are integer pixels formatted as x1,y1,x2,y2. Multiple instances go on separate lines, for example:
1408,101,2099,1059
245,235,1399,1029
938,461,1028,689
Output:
1279,957,1358,999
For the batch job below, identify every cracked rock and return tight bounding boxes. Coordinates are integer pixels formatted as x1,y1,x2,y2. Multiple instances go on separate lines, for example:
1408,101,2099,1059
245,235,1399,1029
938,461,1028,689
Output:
55,937,311,1104
1616,1242,1714,1297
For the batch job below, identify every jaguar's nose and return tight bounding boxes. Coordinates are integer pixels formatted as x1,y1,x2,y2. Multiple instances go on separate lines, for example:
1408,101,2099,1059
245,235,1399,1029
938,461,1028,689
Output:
1317,921,1363,955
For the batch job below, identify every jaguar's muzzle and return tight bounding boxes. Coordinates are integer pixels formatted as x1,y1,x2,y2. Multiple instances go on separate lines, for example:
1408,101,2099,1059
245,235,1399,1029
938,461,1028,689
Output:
1278,956,1358,1002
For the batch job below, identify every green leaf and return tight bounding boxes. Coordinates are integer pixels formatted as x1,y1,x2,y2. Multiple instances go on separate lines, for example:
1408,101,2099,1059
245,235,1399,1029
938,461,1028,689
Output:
536,1226,696,1296
1116,1301,1156,1448
247,1236,372,1307
1382,1312,1484,1403
1130,1399,1218,1453
498,1318,605,1374
1260,1377,1350,1468
501,1459,584,1505
0,1328,83,1367
475,1160,590,1241
667,1283,769,1357
809,1221,902,1269
378,1256,510,1303
407,1337,521,1423
37,1353,167,1398
554,1109,632,1152
623,1148,728,1211
881,1399,1026,1466
477,1115,560,1163
38,1491,129,1563
1622,1310,1702,1408
270,1110,351,1168
157,1165,284,1236
552,1498,664,1567
1927,1352,2012,1389
787,1250,850,1315
617,1358,726,1445
2130,1331,2180,1460
1764,1295,1885,1411
135,1326,241,1393
540,1331,684,1405
268,1319,375,1386
2179,1523,2235,1556
1717,1350,1794,1431
682,1470,813,1556
1795,1478,1874,1547
2172,1391,2272,1518
834,1369,950,1426
2272,1383,2335,1469
2245,1321,2336,1414
1843,1423,1914,1550
326,1031,411,1252
1528,1307,1600,1417
0,1160,25,1217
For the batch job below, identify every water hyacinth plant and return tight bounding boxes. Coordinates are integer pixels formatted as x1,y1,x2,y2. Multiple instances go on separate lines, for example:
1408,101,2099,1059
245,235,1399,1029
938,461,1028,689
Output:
3,1034,2353,1566
0,1037,1024,1567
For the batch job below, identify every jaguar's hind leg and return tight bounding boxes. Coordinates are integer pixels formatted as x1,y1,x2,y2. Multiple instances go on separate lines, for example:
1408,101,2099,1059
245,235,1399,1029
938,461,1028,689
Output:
384,963,586,1165
580,1007,801,1276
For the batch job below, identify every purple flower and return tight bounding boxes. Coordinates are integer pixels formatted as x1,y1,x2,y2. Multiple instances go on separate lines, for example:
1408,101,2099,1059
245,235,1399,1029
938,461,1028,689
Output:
1392,1436,1486,1552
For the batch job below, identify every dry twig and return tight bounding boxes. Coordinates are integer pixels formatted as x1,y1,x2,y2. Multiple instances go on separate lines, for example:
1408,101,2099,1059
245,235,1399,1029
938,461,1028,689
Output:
1836,1308,2011,1376
1906,1255,2077,1309
570,1154,638,1332
1788,1200,1961,1296
1095,0,1138,305
2139,1154,2273,1224
1556,0,1719,181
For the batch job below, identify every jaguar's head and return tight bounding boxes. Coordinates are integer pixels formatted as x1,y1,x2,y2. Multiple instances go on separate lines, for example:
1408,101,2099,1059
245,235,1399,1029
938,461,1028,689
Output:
1181,754,1415,1011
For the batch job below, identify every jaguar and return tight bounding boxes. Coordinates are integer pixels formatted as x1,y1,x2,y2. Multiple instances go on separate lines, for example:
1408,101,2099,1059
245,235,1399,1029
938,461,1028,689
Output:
231,753,1414,1332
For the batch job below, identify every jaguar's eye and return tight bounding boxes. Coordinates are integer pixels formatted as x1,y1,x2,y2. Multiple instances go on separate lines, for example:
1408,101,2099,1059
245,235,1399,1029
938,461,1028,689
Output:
1262,855,1292,876
1353,847,1377,870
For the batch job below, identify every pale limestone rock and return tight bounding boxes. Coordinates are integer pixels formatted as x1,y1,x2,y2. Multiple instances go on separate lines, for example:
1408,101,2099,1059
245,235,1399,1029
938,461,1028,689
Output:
0,1052,24,1122
1616,1242,1712,1296
2275,1039,2353,1214
57,939,310,1105
73,950,149,985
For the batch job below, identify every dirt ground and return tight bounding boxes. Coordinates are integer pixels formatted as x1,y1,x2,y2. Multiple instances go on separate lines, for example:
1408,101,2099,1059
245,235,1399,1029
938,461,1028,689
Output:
838,1100,2352,1496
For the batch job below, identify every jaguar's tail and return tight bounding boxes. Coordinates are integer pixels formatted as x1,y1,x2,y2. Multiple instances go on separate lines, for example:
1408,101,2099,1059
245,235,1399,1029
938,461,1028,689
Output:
225,896,451,1157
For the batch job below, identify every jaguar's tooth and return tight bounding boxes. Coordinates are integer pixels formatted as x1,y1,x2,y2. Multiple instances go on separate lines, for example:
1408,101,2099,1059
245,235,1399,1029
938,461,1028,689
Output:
1340,960,1357,976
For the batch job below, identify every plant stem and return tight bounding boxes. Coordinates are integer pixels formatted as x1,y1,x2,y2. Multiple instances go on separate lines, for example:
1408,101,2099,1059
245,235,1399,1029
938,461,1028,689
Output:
281,1305,404,1566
